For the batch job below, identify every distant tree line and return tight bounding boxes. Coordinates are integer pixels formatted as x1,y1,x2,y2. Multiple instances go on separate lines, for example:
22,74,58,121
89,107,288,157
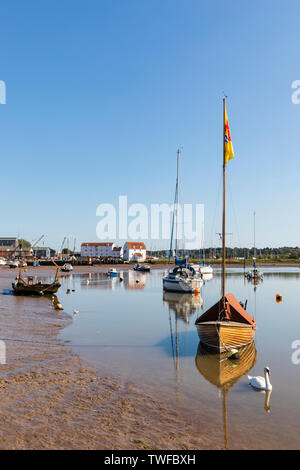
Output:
149,247,300,260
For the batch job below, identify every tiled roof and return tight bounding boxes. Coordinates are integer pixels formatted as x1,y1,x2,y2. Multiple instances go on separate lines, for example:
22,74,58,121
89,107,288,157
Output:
125,242,146,250
81,243,113,247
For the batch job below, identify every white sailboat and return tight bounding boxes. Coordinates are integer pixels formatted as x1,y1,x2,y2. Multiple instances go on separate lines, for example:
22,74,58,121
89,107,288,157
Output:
163,265,203,293
246,212,263,282
163,149,203,293
198,263,213,276
196,228,213,276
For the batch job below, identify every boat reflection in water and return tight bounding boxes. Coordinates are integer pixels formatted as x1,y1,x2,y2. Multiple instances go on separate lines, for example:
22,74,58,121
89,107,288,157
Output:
124,270,147,290
202,272,213,282
163,291,204,324
164,291,204,401
76,270,148,291
246,274,263,289
78,272,119,290
195,341,257,449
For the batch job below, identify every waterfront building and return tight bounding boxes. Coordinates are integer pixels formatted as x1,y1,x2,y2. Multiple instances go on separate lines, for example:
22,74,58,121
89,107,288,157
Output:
32,246,56,259
0,238,19,257
81,242,114,258
123,242,147,262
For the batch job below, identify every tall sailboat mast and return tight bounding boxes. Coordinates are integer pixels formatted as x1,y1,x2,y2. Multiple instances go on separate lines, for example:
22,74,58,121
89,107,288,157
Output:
169,149,180,263
175,149,180,254
222,98,226,309
253,211,256,259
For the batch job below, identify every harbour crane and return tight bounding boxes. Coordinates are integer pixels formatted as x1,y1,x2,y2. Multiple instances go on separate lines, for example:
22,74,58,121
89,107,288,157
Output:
32,235,44,247
30,235,45,256
59,237,67,255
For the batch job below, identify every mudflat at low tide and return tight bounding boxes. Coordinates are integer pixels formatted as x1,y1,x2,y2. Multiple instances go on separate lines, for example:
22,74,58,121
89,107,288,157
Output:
0,267,211,450
1,265,300,449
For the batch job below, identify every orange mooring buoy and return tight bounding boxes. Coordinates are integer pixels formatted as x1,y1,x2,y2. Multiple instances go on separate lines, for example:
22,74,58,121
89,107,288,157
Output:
194,289,200,295
276,293,282,303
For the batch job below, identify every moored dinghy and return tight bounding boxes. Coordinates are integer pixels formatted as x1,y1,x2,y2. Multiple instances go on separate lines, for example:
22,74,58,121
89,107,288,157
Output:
195,98,256,352
246,213,263,282
108,268,118,277
133,263,151,272
195,293,256,351
163,258,203,293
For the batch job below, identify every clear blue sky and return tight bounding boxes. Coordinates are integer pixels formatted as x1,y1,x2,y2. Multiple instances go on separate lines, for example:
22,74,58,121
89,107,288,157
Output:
1,0,299,250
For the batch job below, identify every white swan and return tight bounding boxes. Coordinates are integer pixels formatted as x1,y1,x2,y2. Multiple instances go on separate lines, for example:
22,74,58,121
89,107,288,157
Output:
248,366,272,391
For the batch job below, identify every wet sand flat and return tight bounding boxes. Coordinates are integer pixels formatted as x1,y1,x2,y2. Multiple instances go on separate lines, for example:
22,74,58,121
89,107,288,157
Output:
0,267,212,450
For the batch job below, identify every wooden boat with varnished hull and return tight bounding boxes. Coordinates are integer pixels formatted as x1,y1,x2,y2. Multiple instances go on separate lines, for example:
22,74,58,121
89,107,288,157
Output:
195,99,257,353
195,293,256,352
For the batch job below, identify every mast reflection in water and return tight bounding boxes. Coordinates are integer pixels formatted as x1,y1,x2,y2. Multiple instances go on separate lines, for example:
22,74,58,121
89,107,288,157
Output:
195,341,257,449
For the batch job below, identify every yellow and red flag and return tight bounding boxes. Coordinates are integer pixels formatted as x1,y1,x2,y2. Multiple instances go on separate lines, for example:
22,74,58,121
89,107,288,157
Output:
224,105,234,164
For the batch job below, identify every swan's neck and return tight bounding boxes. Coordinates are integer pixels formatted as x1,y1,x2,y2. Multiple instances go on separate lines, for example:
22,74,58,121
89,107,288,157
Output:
264,370,272,390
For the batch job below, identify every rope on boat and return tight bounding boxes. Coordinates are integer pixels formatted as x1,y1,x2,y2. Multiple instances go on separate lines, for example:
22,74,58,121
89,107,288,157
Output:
208,169,222,252
228,172,242,248
39,282,58,295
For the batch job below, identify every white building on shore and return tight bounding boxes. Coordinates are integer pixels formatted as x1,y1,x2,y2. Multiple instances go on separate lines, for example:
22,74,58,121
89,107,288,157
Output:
81,242,123,259
123,242,147,262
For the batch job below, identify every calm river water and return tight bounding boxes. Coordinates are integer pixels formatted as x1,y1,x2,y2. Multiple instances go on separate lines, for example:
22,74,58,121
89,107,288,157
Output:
58,267,300,449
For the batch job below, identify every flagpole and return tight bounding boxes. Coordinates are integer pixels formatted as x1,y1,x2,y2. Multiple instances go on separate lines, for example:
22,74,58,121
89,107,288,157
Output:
222,98,226,309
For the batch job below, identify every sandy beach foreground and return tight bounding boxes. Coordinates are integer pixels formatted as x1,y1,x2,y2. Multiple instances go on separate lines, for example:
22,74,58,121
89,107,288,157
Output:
0,265,214,450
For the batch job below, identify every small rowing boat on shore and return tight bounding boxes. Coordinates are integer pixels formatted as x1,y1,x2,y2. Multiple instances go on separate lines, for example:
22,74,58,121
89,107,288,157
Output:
61,263,73,272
